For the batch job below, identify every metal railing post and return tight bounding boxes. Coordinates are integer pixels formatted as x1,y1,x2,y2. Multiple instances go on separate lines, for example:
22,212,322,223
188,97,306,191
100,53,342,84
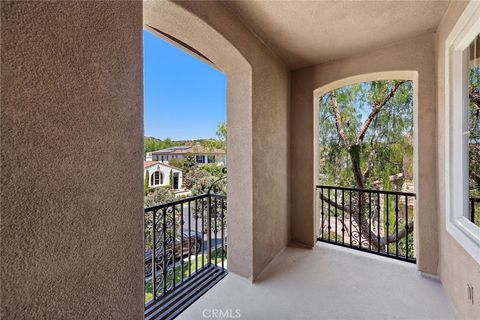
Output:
207,195,211,265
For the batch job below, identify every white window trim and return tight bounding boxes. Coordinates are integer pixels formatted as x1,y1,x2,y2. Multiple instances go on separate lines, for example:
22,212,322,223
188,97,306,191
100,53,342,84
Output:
444,0,480,263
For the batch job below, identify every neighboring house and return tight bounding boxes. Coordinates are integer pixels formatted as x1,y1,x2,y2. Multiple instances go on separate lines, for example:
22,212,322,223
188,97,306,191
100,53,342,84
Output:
145,143,226,165
144,161,183,190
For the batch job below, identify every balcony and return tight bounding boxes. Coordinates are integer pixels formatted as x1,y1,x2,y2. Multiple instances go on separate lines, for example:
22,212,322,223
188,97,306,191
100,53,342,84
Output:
4,2,480,319
178,243,456,319
144,189,456,320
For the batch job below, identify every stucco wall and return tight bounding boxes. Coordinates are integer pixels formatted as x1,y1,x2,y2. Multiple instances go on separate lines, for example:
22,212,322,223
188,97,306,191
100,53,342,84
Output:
144,1,290,280
1,1,144,319
145,164,182,188
290,33,438,274
436,2,480,318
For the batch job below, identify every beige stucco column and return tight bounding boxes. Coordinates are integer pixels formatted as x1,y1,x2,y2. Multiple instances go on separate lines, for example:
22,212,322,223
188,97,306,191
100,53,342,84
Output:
1,1,144,318
290,33,439,274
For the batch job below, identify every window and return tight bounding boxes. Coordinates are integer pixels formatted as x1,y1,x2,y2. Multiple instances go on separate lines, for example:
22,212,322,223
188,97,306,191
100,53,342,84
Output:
196,155,205,163
151,171,161,186
445,1,480,263
207,155,216,163
469,35,480,228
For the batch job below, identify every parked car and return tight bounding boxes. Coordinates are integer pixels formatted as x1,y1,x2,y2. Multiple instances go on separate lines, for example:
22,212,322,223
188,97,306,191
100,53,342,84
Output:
145,230,203,278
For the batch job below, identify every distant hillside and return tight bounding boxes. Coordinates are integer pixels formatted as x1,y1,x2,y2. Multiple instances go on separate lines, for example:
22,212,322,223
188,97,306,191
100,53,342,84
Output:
144,136,217,154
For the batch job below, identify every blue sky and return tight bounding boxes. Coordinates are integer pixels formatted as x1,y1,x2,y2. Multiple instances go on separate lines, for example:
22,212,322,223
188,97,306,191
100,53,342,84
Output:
144,29,227,140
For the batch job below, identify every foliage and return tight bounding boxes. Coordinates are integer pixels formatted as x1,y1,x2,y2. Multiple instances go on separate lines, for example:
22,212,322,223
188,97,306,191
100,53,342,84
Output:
319,80,413,190
318,80,414,251
144,186,176,208
398,233,415,259
216,122,227,151
143,187,177,254
183,153,196,174
469,66,480,197
144,170,149,196
183,166,226,195
202,164,225,178
201,122,227,151
144,249,227,303
168,158,185,170
167,154,196,177
144,137,175,154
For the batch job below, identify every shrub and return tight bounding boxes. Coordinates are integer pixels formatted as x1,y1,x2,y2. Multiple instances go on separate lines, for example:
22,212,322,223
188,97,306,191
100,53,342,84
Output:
183,167,226,195
144,186,175,207
168,158,185,170
202,164,224,178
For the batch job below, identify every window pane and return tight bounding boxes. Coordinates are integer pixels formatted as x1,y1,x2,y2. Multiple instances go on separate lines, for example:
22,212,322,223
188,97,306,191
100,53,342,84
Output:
468,34,480,226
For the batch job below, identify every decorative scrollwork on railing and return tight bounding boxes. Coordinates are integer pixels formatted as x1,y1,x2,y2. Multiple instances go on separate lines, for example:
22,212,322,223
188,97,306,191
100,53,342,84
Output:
350,225,370,248
316,185,416,263
144,194,228,304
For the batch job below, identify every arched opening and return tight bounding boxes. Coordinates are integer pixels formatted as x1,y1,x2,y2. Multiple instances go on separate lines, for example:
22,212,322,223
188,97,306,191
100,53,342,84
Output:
313,71,419,262
142,1,253,316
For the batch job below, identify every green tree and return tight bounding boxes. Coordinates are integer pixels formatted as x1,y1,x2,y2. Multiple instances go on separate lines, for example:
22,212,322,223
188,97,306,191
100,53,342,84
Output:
469,66,480,197
216,122,227,151
183,166,226,195
202,163,224,178
183,153,196,173
144,187,177,253
201,122,227,151
319,80,414,251
144,170,149,196
144,137,176,155
144,186,175,208
168,158,185,170
469,65,480,226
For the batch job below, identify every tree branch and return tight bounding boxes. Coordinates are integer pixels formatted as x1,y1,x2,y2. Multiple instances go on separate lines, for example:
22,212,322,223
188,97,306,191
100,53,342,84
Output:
319,193,352,213
469,97,480,132
380,221,414,246
357,81,406,144
330,91,349,145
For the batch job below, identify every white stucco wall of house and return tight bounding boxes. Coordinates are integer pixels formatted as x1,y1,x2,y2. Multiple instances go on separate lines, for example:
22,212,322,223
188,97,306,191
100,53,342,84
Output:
144,163,182,189
149,153,225,165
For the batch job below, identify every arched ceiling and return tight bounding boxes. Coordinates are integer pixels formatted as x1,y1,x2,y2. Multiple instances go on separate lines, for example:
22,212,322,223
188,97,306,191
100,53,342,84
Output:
225,0,451,69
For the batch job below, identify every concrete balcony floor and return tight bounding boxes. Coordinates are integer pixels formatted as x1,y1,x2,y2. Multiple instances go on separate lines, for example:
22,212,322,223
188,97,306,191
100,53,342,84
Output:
178,243,456,319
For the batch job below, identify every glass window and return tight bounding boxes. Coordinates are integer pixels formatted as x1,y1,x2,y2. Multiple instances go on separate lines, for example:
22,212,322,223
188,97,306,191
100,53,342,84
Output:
468,34,480,226
444,2,480,264
151,171,160,185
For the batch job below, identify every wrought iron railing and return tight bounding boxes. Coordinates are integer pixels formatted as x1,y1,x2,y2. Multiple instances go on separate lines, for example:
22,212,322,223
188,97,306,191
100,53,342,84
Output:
316,185,416,263
470,197,480,226
144,193,227,306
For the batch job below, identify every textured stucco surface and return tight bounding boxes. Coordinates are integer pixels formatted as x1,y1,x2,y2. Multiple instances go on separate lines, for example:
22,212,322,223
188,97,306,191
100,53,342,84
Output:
226,0,449,68
144,1,290,280
1,1,144,319
436,2,480,318
290,33,439,275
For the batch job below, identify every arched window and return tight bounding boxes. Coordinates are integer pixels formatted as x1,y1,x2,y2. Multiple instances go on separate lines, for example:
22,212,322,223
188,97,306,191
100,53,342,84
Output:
150,171,161,186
